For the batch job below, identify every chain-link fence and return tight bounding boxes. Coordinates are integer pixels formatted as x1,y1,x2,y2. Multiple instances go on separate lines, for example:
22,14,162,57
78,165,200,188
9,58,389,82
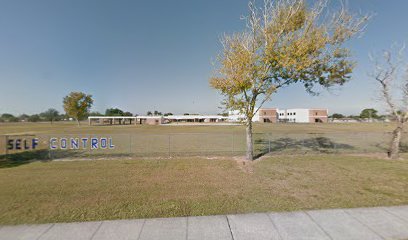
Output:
0,132,406,161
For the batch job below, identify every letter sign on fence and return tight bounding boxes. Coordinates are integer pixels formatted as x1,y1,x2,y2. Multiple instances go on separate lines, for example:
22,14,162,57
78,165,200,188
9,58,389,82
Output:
7,138,38,150
48,137,115,150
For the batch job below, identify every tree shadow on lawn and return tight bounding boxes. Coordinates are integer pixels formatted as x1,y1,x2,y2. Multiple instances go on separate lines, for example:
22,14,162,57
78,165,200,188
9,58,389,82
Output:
0,150,53,168
254,136,354,159
0,150,133,168
373,141,408,154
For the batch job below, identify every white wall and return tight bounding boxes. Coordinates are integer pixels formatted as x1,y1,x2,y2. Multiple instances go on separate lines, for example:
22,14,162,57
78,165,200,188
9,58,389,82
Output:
228,110,246,122
253,111,260,122
277,109,309,123
228,110,260,122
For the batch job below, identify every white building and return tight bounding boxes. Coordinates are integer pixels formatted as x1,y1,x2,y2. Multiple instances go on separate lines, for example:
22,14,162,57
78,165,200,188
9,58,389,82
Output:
228,109,277,122
277,108,328,123
228,110,246,122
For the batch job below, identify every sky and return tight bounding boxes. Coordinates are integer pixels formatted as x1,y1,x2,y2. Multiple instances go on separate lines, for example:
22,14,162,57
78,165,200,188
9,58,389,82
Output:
0,0,407,116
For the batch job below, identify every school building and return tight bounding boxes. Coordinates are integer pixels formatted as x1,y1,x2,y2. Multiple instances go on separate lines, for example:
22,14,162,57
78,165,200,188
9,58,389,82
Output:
88,108,328,125
229,108,328,123
88,115,228,126
276,108,328,123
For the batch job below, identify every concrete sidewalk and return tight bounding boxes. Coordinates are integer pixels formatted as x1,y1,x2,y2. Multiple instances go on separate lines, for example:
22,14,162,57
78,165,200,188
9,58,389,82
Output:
1,205,408,240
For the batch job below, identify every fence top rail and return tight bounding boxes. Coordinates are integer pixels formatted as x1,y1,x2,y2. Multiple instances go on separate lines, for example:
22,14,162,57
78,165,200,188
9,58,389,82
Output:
2,134,36,137
0,132,397,138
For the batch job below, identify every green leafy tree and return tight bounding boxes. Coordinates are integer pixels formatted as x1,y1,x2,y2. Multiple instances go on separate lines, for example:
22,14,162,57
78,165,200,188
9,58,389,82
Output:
28,114,41,122
1,113,18,122
63,92,94,126
359,108,378,119
330,113,345,119
153,110,162,116
210,0,369,160
105,108,124,116
18,114,30,122
59,113,69,120
123,111,133,116
147,111,153,116
40,108,60,124
89,111,104,116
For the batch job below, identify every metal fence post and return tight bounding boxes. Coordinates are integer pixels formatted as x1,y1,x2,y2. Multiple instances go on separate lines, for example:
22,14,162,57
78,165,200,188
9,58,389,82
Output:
89,134,91,159
232,132,234,155
47,135,52,160
5,135,8,160
129,134,132,155
168,134,171,158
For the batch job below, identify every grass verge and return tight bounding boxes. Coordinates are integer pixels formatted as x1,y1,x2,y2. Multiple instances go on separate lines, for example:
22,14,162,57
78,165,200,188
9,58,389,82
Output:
0,154,407,224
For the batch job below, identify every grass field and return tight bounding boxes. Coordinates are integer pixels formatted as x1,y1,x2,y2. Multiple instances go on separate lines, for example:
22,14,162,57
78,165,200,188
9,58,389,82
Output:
0,154,407,225
1,122,406,158
0,121,399,135
0,122,407,225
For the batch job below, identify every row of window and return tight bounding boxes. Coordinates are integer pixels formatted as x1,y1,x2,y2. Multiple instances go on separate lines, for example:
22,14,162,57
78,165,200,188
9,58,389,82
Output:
278,112,296,116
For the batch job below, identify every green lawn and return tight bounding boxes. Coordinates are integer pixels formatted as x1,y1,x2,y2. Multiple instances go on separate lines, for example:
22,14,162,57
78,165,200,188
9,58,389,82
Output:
0,121,399,135
0,154,407,225
1,122,405,157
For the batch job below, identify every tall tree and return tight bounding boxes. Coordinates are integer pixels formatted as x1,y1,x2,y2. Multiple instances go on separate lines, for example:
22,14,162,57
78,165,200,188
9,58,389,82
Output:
0,113,18,122
369,47,408,159
210,0,369,160
18,114,30,122
105,108,124,116
153,110,162,116
89,111,104,116
40,108,60,124
28,114,41,122
359,108,378,119
63,92,94,126
330,113,345,119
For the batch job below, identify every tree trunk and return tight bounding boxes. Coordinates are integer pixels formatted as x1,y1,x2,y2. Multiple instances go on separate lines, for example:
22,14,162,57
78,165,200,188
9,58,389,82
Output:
388,123,403,159
76,119,81,126
246,121,254,161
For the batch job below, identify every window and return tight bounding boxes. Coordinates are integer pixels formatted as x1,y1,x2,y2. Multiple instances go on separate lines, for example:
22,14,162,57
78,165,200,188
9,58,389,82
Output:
293,112,296,115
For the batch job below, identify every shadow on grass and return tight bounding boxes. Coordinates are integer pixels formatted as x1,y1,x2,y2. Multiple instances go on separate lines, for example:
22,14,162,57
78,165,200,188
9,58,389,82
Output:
0,150,136,168
254,136,354,159
0,150,52,168
397,143,408,153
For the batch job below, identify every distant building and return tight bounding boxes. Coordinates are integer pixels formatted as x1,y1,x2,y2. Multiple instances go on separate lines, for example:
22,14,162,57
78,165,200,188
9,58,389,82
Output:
89,108,328,125
277,108,328,123
165,115,228,123
254,108,278,123
330,118,359,123
228,110,246,122
88,115,228,125
228,108,328,123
